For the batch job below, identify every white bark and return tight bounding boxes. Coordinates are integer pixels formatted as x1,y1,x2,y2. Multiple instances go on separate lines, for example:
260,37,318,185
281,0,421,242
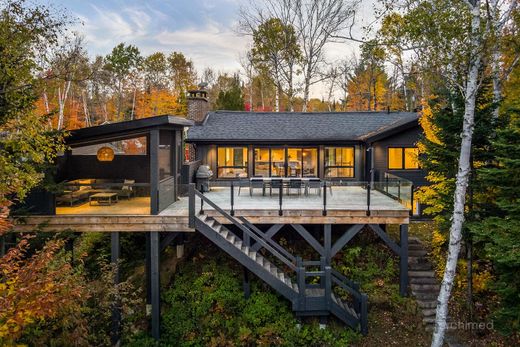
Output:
82,91,90,127
275,84,280,112
431,2,482,346
57,80,71,130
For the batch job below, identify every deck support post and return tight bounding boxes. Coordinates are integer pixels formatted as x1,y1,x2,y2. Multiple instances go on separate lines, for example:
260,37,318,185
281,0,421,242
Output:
324,224,331,265
145,233,152,315
176,234,184,259
242,266,251,299
110,232,121,346
399,224,408,297
150,231,161,340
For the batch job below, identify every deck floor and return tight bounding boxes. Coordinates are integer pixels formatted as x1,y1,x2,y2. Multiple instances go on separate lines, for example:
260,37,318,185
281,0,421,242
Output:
160,186,407,217
56,197,151,215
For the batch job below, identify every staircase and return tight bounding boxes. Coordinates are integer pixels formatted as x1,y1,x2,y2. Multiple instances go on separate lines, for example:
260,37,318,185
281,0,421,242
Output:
189,187,368,335
408,237,441,330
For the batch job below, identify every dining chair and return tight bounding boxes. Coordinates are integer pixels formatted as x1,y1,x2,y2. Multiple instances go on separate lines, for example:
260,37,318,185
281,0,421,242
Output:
288,178,303,195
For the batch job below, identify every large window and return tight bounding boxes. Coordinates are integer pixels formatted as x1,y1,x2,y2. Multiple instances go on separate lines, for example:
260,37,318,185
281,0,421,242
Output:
253,147,318,177
325,147,355,178
71,136,147,156
254,148,270,176
217,146,248,178
388,147,419,170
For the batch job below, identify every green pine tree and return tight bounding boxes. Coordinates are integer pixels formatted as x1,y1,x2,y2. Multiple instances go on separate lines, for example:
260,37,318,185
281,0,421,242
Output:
215,75,245,111
471,109,520,334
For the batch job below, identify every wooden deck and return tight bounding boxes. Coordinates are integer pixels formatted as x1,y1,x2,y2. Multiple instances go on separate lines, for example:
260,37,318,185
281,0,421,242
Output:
12,186,409,233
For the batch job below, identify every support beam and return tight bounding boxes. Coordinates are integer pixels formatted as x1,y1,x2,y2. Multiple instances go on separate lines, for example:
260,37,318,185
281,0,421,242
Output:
160,232,179,253
251,224,283,252
150,129,160,215
150,232,161,340
291,224,324,256
145,233,151,316
330,224,364,258
399,224,408,297
324,224,331,265
367,224,400,255
110,232,121,346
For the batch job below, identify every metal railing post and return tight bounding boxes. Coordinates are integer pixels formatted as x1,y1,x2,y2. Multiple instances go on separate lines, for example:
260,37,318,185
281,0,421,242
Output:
200,189,204,215
385,174,389,193
279,183,283,216
410,185,415,216
366,183,371,216
188,183,195,228
397,180,401,201
296,257,305,310
322,181,327,216
230,181,235,216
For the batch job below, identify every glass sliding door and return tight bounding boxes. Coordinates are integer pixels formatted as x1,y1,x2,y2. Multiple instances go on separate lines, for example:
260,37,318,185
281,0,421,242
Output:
270,148,286,177
302,148,318,177
287,148,302,177
254,148,270,176
253,146,318,177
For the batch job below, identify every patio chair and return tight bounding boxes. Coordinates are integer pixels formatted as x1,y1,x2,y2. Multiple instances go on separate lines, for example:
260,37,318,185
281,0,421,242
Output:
288,179,303,195
270,178,284,196
250,178,264,196
119,179,135,199
237,178,250,196
307,177,322,196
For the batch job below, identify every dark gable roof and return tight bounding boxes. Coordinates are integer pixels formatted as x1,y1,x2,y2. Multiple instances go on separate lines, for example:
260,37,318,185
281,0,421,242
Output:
187,111,419,143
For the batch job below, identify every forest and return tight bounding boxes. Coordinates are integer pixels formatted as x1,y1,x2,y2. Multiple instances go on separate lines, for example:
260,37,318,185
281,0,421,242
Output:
1,0,519,346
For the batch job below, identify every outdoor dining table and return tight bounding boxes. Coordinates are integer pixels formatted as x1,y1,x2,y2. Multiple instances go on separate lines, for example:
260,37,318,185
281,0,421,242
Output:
248,177,324,196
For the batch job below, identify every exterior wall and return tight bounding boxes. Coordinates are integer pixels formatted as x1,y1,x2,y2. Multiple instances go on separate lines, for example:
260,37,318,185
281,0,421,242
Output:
372,125,427,187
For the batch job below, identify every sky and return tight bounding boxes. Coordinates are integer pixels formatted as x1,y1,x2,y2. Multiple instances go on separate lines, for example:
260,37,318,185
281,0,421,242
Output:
38,0,377,98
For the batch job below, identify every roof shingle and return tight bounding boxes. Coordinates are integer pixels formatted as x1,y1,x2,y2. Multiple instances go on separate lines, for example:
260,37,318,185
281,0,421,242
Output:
187,111,419,143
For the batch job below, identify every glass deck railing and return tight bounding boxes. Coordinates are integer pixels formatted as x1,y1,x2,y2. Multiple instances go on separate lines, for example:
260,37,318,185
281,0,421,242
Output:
373,173,414,211
180,178,410,217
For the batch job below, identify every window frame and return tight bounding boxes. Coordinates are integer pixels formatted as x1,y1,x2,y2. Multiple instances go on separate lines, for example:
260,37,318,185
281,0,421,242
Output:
216,146,249,178
252,146,319,177
324,146,356,179
387,146,420,170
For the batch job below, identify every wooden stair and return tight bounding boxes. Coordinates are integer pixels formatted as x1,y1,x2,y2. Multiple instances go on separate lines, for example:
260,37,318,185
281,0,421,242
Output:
195,212,366,333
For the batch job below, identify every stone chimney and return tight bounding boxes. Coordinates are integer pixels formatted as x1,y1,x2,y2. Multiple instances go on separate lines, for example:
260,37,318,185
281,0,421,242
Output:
187,83,210,124
186,83,210,162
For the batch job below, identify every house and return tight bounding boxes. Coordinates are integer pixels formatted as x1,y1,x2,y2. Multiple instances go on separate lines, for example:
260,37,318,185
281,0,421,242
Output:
185,88,427,215
11,88,428,340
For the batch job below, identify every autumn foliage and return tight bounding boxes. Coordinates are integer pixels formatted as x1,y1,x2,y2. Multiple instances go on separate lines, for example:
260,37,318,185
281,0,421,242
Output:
0,236,89,345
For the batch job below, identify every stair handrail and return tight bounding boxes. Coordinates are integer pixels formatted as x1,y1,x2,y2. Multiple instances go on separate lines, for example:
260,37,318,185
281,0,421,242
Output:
192,188,296,271
238,217,296,264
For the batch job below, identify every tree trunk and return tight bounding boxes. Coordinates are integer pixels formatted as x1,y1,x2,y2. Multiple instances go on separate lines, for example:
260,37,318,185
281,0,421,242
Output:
131,87,137,120
57,80,72,130
302,75,311,112
431,3,482,347
82,91,90,127
275,84,280,112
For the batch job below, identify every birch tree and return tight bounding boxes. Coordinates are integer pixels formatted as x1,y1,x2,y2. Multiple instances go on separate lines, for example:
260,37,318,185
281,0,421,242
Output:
375,1,517,345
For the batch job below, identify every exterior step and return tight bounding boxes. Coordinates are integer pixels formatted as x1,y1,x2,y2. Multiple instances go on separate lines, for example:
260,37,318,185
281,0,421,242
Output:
417,300,437,309
422,308,437,317
414,292,439,300
410,277,438,285
408,249,428,257
411,284,440,292
409,270,435,278
408,244,426,250
409,263,433,271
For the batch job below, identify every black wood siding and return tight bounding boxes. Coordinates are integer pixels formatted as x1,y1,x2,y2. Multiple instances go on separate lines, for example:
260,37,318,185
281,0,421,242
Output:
372,126,428,187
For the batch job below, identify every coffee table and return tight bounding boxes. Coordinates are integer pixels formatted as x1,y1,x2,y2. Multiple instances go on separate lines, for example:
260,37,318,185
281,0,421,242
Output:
89,192,118,206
